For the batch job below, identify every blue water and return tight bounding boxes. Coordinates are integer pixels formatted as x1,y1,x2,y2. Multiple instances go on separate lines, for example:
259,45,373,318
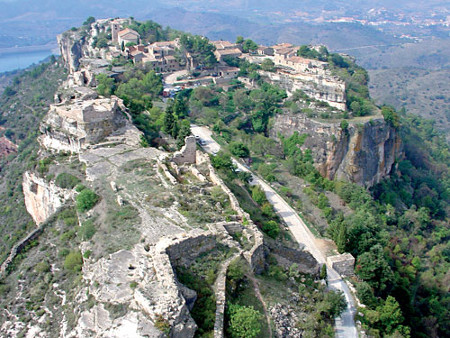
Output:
0,50,55,73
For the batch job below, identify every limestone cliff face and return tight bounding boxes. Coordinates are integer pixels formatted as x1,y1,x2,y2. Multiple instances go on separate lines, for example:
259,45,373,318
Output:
57,32,85,75
23,171,74,225
261,70,346,111
270,114,403,187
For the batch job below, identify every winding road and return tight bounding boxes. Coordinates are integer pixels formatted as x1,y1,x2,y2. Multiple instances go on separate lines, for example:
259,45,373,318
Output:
191,124,358,338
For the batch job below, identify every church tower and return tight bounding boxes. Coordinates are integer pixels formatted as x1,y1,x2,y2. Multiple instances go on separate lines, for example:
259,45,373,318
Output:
111,20,120,44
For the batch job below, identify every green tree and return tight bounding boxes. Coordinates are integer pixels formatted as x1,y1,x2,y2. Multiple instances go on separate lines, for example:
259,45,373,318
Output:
96,74,115,97
95,38,108,48
76,189,99,212
142,71,163,98
356,245,394,294
176,119,191,149
236,36,244,44
319,291,347,318
211,151,233,170
64,250,83,272
228,303,262,338
381,106,400,128
163,107,176,137
262,220,280,239
261,58,275,72
377,296,404,335
242,39,258,53
252,186,267,205
229,142,250,158
320,264,327,279
83,16,96,26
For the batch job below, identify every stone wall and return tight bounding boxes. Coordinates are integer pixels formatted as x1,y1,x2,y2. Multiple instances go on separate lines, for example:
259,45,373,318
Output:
172,136,197,165
0,227,44,276
166,234,217,267
265,238,320,276
270,114,403,187
327,253,355,277
207,164,266,274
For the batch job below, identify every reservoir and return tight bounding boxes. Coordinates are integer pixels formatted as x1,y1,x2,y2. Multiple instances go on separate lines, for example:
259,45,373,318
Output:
0,49,58,73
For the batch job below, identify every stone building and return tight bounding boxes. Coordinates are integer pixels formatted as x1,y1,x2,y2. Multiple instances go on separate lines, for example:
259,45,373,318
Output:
118,28,140,46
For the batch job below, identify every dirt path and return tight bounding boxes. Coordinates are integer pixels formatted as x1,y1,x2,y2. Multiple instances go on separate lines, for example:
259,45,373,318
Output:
248,274,272,338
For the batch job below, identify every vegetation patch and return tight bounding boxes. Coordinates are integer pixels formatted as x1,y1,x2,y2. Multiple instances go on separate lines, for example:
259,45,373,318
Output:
76,188,100,212
55,172,81,189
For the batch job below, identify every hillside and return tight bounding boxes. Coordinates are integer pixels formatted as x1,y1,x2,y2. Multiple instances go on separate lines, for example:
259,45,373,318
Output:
0,17,448,338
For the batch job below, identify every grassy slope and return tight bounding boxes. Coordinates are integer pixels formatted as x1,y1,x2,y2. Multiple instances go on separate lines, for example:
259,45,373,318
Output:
0,59,66,263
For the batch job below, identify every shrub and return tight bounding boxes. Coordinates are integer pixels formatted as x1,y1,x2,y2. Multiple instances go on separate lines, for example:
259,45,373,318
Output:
35,261,50,273
79,219,96,240
154,314,170,334
262,220,280,239
340,119,349,131
251,186,267,205
228,303,262,338
211,151,233,170
55,173,80,189
229,142,250,158
76,189,99,212
64,250,83,272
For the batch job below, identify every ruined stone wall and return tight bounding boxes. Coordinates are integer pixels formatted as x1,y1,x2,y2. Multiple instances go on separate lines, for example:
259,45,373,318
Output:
172,136,197,165
0,227,44,277
270,114,403,187
166,234,217,267
327,253,355,277
265,239,320,276
207,164,266,273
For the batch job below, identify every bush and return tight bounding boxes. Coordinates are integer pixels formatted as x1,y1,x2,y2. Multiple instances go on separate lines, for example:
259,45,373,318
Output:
251,186,267,205
229,142,250,158
262,220,280,239
228,303,262,338
55,173,80,189
154,314,170,334
64,250,83,272
76,189,99,212
211,151,233,170
79,219,96,240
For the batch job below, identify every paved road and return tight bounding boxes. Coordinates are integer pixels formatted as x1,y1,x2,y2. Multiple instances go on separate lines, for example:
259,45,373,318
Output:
191,124,358,338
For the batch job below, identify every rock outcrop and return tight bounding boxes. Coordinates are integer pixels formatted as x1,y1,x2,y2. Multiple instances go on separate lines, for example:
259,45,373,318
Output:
271,113,403,187
23,171,74,225
261,70,346,111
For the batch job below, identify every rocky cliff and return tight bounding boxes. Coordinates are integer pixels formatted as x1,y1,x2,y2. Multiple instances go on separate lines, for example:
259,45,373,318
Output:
261,70,347,111
271,113,403,186
23,171,74,225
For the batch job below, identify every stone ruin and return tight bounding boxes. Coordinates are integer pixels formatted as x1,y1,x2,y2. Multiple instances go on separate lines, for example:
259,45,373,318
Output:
327,253,355,277
39,96,127,153
172,136,197,165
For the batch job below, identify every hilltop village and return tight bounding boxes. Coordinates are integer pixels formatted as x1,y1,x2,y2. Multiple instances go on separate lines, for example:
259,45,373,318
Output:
85,18,347,110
